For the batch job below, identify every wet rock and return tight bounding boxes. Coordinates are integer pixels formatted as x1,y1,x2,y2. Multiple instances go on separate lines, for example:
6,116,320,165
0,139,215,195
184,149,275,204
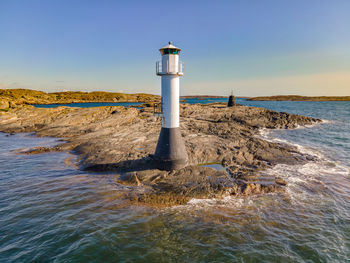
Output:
20,146,52,154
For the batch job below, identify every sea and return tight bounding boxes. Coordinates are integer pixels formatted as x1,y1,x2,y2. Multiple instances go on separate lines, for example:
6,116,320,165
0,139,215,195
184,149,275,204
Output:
1,98,349,262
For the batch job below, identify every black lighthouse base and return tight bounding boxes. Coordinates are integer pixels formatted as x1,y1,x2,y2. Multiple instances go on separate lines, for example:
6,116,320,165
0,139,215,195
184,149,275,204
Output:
153,127,188,170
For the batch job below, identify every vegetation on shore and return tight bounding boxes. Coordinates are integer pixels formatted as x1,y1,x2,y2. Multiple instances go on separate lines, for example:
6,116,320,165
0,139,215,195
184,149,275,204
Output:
247,95,350,101
0,88,160,110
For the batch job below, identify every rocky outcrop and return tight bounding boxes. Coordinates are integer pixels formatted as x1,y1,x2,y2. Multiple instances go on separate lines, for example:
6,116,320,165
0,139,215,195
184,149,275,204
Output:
0,103,321,206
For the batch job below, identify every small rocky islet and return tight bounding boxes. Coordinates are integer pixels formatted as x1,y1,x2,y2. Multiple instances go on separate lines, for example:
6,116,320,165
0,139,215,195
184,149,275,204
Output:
0,98,321,207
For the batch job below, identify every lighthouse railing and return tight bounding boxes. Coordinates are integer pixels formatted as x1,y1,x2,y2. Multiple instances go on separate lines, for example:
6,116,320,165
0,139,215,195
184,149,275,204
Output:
156,61,184,75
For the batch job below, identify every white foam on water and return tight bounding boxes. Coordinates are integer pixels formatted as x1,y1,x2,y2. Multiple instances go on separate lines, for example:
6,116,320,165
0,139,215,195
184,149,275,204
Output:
186,196,245,208
171,195,260,212
260,127,350,173
259,120,328,137
321,119,331,124
175,122,349,211
261,152,350,208
293,123,317,130
257,125,350,207
258,128,326,159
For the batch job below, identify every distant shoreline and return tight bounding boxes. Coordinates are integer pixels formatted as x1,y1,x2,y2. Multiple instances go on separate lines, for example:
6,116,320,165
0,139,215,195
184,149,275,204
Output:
2,89,349,112
247,95,350,101
180,95,227,99
0,88,160,110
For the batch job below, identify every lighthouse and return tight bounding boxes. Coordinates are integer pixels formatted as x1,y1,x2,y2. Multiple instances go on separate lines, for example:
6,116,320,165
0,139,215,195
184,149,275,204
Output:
153,42,188,170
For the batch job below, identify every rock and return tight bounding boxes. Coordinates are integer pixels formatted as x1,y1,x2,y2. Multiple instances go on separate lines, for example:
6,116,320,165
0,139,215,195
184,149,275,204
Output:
275,177,288,186
0,100,9,110
0,102,321,206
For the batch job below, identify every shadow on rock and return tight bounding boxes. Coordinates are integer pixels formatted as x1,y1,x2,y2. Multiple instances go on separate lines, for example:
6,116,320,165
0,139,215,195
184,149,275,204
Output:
83,155,160,173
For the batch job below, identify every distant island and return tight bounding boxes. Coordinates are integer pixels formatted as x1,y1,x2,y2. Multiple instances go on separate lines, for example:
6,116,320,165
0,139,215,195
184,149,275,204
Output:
2,89,349,112
247,95,350,101
0,88,160,110
0,89,241,111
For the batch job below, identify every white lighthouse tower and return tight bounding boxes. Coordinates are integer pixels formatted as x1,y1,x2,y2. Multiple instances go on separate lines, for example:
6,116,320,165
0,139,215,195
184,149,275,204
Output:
153,42,188,170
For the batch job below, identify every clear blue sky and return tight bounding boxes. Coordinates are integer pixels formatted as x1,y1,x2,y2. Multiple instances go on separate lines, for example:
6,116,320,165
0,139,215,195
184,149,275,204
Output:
1,0,349,96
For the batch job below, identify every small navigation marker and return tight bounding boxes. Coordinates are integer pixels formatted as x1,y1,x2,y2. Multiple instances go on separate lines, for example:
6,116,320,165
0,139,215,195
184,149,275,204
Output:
153,42,188,170
228,90,235,107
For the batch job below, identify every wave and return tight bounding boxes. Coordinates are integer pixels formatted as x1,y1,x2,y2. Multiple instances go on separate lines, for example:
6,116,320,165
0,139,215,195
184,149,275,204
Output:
259,127,349,170
258,128,325,158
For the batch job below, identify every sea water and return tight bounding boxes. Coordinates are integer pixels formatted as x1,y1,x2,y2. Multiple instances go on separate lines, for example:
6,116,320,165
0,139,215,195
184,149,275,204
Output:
1,100,350,262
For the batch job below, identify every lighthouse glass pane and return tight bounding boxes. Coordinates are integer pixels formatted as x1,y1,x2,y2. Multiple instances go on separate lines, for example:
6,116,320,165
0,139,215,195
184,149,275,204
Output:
163,49,179,55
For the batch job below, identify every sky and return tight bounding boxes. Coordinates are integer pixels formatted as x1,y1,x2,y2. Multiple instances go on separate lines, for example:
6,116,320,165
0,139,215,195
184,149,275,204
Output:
0,0,350,96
